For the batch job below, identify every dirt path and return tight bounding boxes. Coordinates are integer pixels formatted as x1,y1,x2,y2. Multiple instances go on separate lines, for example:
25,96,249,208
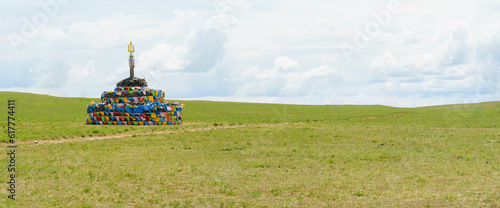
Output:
2,123,292,147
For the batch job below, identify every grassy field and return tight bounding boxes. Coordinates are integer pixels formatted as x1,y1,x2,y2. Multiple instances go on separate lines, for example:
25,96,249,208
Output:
0,92,499,207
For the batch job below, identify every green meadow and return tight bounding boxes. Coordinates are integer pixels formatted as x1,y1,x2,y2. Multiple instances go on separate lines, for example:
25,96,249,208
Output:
0,92,499,207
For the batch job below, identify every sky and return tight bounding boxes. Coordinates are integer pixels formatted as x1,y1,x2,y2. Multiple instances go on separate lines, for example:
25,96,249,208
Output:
1,0,500,107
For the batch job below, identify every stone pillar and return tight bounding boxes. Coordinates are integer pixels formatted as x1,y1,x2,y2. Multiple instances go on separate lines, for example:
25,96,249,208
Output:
129,54,135,77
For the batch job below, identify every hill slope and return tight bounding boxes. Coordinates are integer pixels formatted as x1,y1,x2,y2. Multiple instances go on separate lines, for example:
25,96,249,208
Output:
0,92,498,207
0,92,499,141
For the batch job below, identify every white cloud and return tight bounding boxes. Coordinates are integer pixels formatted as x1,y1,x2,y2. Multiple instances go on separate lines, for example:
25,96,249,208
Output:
137,44,189,72
203,13,239,30
305,65,337,78
182,13,238,73
274,56,299,71
215,0,251,14
1,0,500,107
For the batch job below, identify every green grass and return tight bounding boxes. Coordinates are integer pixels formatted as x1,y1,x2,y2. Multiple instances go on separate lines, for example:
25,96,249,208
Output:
0,92,408,142
2,92,498,142
0,92,499,207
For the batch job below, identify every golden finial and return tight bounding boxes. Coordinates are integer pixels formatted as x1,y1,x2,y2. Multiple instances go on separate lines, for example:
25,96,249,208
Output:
128,41,135,54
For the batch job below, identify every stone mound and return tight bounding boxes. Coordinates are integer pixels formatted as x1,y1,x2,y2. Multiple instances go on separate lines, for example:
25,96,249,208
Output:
116,77,148,87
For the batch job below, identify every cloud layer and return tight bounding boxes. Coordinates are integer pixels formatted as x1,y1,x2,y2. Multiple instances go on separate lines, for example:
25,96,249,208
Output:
1,0,499,107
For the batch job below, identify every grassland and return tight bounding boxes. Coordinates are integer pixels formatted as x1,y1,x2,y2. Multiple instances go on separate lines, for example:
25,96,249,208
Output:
0,92,499,207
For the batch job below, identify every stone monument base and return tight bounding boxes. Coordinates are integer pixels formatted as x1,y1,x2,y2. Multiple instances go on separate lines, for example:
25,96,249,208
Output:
116,77,148,87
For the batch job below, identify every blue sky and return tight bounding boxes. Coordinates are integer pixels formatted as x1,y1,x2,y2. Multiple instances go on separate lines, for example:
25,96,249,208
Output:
1,0,499,107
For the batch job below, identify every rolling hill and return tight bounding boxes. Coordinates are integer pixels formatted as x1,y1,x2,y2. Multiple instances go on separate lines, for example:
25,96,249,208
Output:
0,91,498,207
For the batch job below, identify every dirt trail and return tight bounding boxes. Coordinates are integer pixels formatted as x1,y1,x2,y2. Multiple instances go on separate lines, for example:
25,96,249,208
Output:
2,123,291,147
